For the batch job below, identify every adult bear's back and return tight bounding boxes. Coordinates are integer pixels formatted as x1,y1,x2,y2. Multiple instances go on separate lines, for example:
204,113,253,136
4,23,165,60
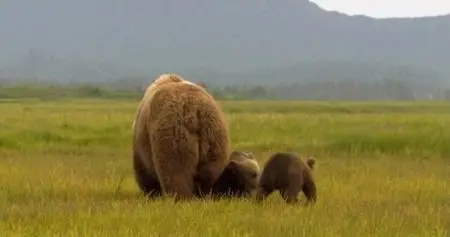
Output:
147,82,220,134
144,82,231,200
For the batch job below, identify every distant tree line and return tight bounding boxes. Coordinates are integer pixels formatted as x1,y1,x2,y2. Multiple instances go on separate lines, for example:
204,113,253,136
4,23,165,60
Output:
210,79,449,101
0,84,141,100
0,79,449,101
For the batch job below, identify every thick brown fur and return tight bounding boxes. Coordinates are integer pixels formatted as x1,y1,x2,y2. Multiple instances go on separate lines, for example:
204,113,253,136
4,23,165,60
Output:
208,151,261,198
255,152,317,205
132,74,193,197
132,74,230,201
132,73,193,130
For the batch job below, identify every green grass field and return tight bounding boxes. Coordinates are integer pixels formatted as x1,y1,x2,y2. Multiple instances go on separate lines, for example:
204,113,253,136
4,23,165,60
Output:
0,99,449,236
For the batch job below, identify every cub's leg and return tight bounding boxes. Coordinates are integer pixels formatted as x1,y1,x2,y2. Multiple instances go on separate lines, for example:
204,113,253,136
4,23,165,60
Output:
255,185,275,203
302,178,317,205
280,186,302,204
280,174,303,204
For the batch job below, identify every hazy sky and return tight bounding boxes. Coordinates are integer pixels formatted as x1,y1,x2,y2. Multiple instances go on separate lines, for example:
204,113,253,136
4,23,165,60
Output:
311,0,450,18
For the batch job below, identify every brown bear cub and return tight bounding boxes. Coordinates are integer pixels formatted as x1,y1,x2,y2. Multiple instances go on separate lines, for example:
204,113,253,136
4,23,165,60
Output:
255,152,316,205
207,151,261,198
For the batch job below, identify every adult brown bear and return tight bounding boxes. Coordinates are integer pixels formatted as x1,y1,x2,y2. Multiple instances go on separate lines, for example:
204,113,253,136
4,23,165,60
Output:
132,74,230,201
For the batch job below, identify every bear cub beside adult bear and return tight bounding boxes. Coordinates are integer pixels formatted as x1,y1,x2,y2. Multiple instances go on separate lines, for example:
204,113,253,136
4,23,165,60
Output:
208,151,260,198
255,152,317,205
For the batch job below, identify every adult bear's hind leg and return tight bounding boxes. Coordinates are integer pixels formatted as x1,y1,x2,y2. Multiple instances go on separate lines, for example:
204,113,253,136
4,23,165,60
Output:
150,127,198,201
133,151,162,198
133,123,162,198
196,110,231,197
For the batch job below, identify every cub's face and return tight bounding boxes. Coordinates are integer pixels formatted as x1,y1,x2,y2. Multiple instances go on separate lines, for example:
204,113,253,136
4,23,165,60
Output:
229,151,261,191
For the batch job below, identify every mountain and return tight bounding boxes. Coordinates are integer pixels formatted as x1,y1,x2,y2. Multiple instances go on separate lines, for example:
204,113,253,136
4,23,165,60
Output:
0,0,449,87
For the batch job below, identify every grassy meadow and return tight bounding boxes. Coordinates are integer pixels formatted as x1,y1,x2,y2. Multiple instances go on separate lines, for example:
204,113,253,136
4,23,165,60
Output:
0,99,449,236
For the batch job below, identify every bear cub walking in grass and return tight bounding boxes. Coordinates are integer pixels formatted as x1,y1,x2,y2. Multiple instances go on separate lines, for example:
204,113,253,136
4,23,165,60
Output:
255,152,317,205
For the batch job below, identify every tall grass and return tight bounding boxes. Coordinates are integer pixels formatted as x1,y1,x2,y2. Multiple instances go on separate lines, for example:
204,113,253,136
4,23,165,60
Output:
0,99,448,236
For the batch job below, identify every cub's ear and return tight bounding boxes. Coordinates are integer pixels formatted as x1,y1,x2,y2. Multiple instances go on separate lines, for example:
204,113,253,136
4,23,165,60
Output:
244,152,255,159
230,151,239,157
306,157,316,169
